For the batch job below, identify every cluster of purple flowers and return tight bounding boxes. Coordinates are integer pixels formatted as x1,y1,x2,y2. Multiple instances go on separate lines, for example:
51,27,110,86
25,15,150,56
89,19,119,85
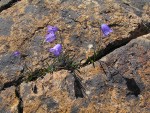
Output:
45,26,58,43
13,24,112,57
45,26,62,56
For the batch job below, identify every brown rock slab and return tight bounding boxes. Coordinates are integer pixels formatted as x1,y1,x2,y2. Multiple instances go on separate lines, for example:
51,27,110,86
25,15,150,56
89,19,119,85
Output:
99,34,150,112
20,70,73,113
19,34,150,112
0,0,149,112
0,0,149,86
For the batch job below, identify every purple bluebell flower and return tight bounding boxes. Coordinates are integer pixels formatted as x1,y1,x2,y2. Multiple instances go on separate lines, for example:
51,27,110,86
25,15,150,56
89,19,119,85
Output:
47,25,58,33
45,32,56,42
13,51,20,57
101,24,113,36
49,44,62,56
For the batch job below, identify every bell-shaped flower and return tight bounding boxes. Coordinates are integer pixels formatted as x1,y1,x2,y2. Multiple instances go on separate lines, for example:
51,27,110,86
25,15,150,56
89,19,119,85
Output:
101,24,113,36
13,51,20,57
49,44,62,56
45,32,56,43
47,25,58,33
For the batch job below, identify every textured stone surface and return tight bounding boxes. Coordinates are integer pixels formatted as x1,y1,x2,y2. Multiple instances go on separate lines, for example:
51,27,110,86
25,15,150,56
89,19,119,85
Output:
116,0,150,17
16,35,150,112
0,18,14,36
0,0,149,88
0,0,150,112
20,70,70,113
0,53,24,90
98,34,150,112
0,86,18,113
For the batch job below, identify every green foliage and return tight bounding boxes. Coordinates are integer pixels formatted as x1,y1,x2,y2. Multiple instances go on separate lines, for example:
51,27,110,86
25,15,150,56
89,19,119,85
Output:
86,50,98,68
26,68,47,82
49,54,79,71
26,53,79,82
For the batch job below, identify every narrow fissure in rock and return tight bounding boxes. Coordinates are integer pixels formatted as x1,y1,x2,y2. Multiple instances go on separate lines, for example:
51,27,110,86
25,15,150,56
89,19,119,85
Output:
73,73,84,98
0,76,24,91
15,86,23,113
0,0,20,12
123,77,141,97
74,78,84,98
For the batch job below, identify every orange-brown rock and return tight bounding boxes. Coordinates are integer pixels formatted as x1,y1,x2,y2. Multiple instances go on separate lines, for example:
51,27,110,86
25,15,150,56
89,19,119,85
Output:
18,34,150,113
0,0,149,112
